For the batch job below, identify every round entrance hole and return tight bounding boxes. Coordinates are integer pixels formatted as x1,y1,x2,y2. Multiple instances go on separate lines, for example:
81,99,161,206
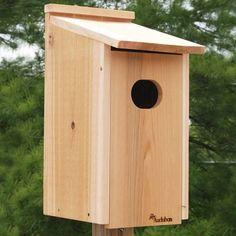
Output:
131,80,161,109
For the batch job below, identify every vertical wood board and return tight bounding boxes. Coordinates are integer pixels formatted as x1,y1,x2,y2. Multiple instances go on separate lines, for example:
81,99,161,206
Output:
43,22,110,224
107,51,183,228
44,13,56,216
181,54,189,220
93,224,133,236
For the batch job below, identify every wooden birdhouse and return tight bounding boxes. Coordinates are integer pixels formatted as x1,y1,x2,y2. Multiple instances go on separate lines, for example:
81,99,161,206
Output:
43,4,205,229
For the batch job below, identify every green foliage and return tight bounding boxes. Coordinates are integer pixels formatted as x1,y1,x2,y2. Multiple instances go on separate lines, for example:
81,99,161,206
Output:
0,0,94,48
0,0,236,236
0,59,43,235
135,219,218,236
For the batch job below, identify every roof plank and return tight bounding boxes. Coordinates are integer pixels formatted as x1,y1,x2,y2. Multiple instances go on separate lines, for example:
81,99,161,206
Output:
45,4,135,21
50,16,205,54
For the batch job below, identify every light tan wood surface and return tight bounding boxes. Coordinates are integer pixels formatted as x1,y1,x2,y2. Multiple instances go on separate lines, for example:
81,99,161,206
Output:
107,51,183,228
43,23,110,224
93,225,134,236
45,4,135,20
44,4,192,227
50,16,205,54
44,12,55,216
182,54,189,220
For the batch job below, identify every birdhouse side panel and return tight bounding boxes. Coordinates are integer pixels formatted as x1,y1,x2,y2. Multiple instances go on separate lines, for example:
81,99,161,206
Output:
107,51,183,228
43,23,110,224
44,13,54,217
182,54,189,220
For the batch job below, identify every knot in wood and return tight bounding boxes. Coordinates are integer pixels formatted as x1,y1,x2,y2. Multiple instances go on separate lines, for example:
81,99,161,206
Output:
71,121,75,129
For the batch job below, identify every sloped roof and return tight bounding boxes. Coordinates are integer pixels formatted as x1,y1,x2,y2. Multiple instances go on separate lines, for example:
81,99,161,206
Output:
47,4,205,54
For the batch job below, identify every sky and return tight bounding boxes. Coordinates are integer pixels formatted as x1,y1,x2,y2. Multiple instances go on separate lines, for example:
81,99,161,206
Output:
0,43,39,62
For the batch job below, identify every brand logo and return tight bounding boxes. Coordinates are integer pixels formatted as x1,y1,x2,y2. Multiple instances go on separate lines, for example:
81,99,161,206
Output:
149,213,173,223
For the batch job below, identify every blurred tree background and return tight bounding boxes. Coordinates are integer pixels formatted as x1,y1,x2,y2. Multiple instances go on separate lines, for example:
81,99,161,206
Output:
0,0,236,235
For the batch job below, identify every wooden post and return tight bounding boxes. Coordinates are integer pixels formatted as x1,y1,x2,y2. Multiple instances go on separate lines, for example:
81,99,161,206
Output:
92,224,134,236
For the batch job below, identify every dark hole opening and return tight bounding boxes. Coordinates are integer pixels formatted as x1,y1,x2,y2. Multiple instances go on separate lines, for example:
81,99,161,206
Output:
131,80,159,109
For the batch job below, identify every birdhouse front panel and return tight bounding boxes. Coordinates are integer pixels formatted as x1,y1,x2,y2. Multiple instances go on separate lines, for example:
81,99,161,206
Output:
107,50,184,228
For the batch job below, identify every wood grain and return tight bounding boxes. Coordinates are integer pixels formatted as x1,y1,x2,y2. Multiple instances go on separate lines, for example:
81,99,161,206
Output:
93,224,133,236
107,51,183,228
182,54,189,220
50,16,205,54
44,13,56,216
45,4,135,20
44,6,192,227
43,22,110,224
